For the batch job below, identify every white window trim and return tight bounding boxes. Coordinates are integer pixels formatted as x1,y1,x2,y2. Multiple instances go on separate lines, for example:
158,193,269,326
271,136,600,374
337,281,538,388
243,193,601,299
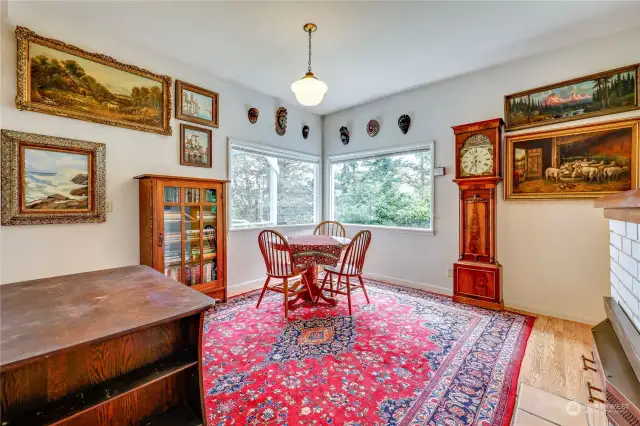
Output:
326,142,435,236
227,137,322,232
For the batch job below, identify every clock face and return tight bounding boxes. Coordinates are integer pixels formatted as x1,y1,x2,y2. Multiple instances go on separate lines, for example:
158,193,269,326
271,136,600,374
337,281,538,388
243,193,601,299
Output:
460,134,494,177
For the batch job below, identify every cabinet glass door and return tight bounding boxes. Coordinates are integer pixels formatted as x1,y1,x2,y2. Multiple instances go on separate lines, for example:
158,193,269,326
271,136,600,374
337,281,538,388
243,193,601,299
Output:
202,204,218,284
184,204,201,286
163,186,182,282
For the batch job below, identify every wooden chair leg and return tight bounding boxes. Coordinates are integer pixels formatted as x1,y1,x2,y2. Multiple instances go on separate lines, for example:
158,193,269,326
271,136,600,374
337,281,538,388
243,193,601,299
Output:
283,278,289,319
302,275,314,304
256,276,270,308
345,276,352,315
317,272,330,303
358,275,370,304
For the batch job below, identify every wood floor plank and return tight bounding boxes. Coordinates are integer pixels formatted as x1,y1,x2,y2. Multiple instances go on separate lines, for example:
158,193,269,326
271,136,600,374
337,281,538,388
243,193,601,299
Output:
515,311,601,405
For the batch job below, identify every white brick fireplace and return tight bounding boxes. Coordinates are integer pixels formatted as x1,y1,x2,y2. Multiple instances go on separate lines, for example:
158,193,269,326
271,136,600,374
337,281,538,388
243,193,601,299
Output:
609,219,640,330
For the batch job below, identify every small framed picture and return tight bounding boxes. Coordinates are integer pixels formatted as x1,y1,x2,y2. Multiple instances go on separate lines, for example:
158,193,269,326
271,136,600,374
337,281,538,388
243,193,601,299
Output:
176,80,219,128
180,124,212,168
1,129,106,225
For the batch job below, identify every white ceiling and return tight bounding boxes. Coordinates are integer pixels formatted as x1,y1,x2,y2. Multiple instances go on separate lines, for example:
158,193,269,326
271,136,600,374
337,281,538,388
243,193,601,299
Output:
13,1,640,115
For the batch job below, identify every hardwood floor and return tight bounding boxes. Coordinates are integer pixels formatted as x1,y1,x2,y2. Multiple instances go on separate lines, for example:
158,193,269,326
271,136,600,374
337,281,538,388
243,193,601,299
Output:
510,309,602,405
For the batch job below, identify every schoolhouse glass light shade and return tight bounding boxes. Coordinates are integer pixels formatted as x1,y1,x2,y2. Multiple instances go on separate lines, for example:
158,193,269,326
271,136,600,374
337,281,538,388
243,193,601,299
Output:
291,71,328,107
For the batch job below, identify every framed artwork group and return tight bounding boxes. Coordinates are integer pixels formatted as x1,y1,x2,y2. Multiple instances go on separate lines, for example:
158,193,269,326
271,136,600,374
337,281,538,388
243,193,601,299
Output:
175,80,218,169
503,64,639,200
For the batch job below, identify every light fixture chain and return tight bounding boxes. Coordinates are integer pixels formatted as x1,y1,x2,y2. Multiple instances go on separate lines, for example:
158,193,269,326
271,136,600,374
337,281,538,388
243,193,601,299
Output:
308,29,312,73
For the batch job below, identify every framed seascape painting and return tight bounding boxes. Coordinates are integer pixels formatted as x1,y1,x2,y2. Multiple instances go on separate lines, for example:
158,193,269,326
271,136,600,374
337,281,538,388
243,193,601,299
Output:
1,130,106,225
15,26,172,135
180,124,212,168
504,119,639,200
505,64,639,131
176,80,219,128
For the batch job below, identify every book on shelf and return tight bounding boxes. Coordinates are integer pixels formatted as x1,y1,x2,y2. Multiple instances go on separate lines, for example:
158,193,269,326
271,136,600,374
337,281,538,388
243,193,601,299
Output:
204,262,217,282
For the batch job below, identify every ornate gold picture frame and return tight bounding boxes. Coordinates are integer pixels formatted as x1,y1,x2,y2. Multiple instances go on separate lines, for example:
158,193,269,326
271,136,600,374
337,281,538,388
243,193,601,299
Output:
176,80,219,128
505,119,639,200
1,130,106,225
16,26,172,135
504,64,639,131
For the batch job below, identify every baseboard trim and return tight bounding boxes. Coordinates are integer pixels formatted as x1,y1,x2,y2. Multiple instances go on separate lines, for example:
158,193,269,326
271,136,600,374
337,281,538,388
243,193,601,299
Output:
362,272,453,296
228,277,264,297
504,301,600,325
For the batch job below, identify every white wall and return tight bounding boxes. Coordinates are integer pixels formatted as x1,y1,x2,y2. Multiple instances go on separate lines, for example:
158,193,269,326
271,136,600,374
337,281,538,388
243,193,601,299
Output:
323,26,640,324
0,2,322,288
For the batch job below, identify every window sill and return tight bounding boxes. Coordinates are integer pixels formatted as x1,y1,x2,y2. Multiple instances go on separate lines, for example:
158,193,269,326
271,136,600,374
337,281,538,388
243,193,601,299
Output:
229,223,317,234
341,223,435,236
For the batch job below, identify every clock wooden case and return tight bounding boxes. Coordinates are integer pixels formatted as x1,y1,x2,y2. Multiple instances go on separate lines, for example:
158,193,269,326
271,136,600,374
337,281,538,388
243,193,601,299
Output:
452,118,504,310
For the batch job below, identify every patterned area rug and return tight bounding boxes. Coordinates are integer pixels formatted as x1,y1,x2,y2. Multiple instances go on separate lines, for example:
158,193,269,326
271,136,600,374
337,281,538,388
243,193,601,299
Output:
202,278,534,425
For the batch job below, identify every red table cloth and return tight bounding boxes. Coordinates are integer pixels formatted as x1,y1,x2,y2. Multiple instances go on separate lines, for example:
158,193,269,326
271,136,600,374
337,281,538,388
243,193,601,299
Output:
287,235,348,267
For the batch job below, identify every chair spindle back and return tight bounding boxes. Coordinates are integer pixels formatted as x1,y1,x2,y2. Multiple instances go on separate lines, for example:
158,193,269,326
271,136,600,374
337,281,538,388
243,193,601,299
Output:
340,230,372,275
313,221,346,238
258,230,295,278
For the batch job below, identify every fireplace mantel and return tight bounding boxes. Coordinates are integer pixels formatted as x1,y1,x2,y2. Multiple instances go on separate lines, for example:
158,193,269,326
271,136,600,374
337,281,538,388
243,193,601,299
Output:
595,189,640,223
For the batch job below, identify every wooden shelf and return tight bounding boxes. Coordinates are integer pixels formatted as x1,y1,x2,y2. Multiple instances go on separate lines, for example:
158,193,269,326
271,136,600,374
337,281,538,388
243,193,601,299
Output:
145,404,203,426
4,351,198,425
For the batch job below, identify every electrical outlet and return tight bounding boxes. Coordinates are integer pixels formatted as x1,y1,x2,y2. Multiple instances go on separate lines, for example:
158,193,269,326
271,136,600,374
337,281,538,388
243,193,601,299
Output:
106,200,113,213
447,269,453,278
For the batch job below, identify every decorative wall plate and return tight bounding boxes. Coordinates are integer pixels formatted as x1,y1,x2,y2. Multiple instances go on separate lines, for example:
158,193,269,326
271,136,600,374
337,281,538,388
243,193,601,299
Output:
275,107,288,136
367,120,380,137
248,107,259,124
398,114,411,134
339,126,350,145
302,125,310,139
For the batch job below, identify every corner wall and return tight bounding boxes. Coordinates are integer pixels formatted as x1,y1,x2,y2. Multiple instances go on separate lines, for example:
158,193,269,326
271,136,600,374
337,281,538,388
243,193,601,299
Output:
323,26,640,324
0,2,322,288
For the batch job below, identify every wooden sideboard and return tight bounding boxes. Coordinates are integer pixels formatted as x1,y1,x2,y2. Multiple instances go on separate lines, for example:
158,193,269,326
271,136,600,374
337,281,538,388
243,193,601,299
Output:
135,174,229,301
0,266,214,425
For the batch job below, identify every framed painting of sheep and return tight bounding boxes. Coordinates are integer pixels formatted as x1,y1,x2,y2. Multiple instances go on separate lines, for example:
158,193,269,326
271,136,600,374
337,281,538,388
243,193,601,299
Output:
504,118,639,200
16,26,172,135
176,80,219,128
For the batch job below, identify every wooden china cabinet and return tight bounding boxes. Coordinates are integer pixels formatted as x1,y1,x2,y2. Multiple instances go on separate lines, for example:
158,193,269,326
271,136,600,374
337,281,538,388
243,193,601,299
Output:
135,175,228,301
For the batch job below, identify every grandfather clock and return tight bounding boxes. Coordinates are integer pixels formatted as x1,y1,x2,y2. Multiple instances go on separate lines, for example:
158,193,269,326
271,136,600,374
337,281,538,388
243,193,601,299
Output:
452,118,504,310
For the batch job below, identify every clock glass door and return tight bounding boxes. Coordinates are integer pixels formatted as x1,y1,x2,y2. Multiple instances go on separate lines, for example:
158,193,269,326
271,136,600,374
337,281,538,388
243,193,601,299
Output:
461,189,491,262
460,133,494,177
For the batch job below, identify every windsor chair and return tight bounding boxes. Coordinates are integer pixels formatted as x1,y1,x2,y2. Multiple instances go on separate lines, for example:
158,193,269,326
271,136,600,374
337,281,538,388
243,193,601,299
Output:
313,221,346,238
257,230,312,319
318,230,372,315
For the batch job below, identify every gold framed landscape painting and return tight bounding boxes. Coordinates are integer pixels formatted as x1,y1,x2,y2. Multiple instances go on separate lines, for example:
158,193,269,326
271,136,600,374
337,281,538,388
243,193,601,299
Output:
1,130,106,225
16,26,172,135
505,64,639,131
505,119,639,200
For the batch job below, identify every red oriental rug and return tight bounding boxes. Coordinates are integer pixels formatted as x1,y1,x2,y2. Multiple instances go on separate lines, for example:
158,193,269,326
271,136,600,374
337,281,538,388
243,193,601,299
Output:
202,278,534,425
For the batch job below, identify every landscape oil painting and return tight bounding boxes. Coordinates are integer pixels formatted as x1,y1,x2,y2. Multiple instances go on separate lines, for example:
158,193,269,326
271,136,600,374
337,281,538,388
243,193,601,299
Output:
16,26,172,135
1,130,106,225
180,124,212,168
176,80,219,128
505,119,639,200
505,65,638,131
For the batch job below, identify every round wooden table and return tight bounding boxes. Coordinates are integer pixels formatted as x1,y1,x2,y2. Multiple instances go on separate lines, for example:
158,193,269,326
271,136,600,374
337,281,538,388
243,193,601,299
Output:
286,235,351,309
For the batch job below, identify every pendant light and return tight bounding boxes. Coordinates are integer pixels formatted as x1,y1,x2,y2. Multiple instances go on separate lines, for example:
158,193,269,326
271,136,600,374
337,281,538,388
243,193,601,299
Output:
291,23,328,107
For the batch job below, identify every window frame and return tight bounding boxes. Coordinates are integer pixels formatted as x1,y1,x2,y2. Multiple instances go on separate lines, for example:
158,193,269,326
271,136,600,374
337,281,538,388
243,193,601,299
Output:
327,142,435,235
227,138,322,232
